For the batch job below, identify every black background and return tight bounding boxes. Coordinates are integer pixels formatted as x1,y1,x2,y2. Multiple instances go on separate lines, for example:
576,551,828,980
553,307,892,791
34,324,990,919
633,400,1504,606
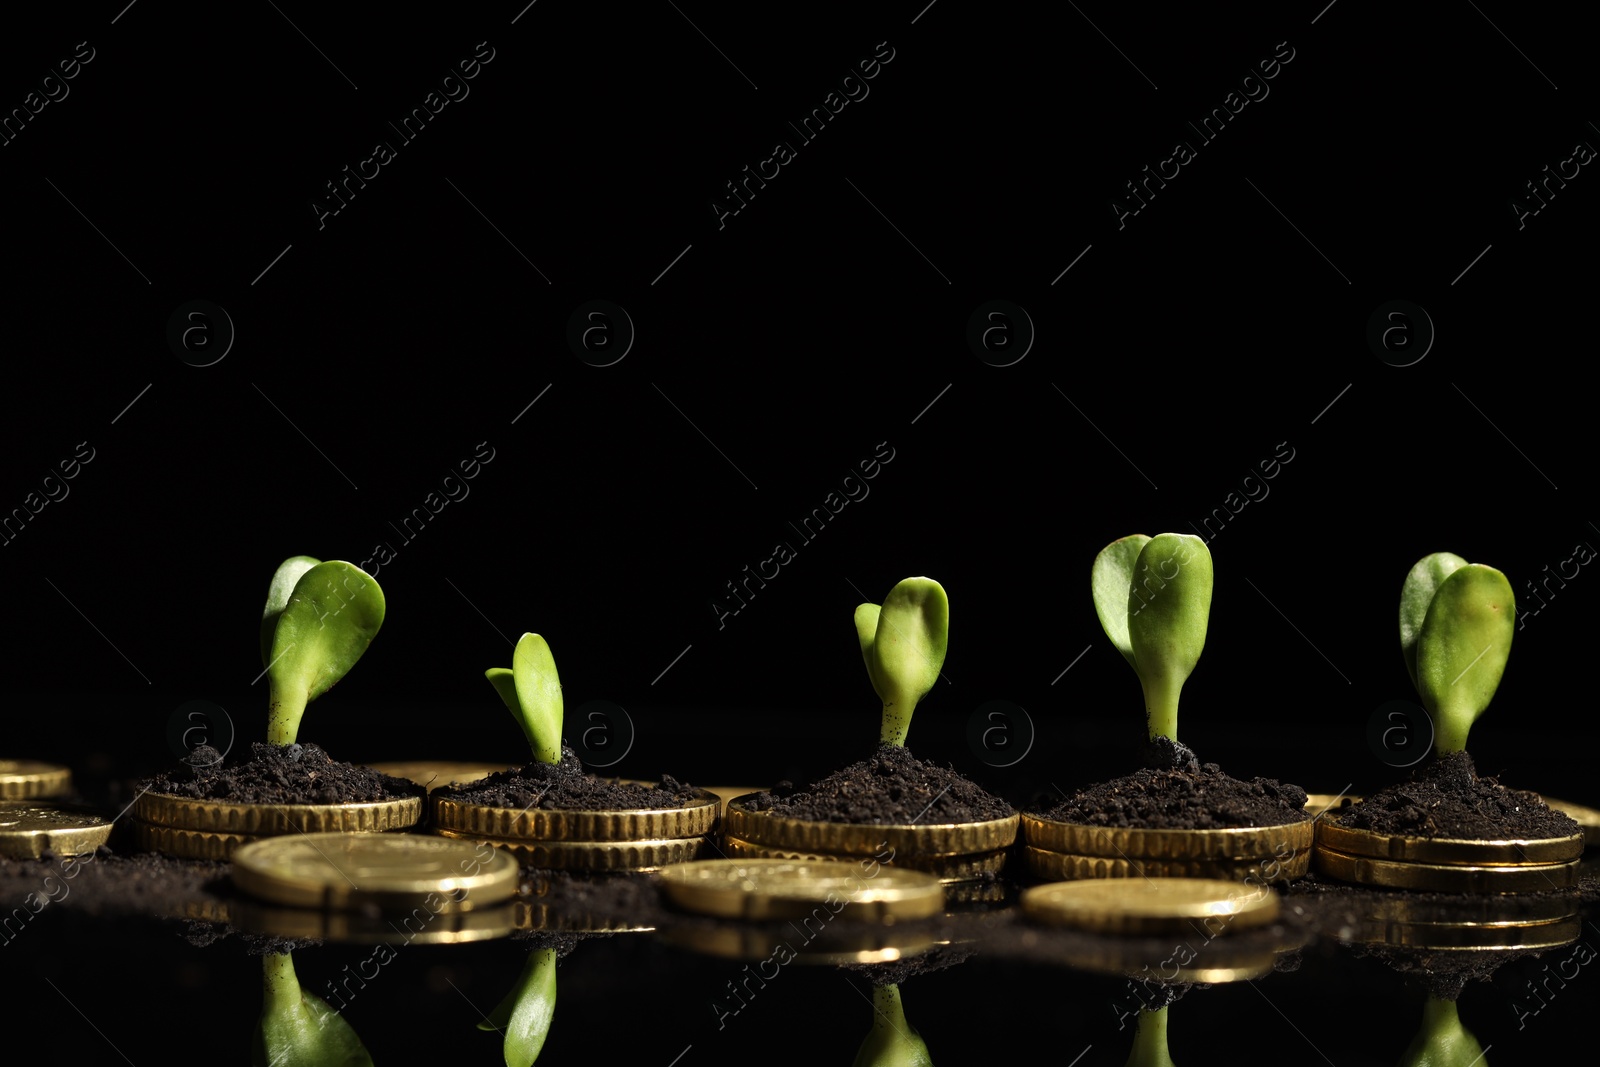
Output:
2,3,1596,1063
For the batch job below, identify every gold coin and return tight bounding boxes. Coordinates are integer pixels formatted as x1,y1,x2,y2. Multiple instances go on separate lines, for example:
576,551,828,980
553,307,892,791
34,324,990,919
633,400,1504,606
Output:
1315,817,1583,867
1347,915,1581,951
1020,813,1313,860
0,802,112,859
1303,793,1363,815
232,832,519,910
0,760,72,800
1313,845,1581,893
1352,891,1578,927
133,791,422,835
363,761,516,793
512,899,657,934
1054,939,1282,985
1023,845,1310,883
1021,877,1280,935
230,899,518,944
699,785,769,819
725,795,1018,856
659,858,945,921
658,921,940,966
1540,795,1600,846
720,834,1008,883
433,789,720,841
132,819,255,861
432,828,709,871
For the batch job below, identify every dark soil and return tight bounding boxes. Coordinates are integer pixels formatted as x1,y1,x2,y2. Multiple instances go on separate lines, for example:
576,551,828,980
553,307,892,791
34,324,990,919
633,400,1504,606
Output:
741,744,1014,823
437,746,700,810
144,743,422,805
1331,751,1581,839
1033,738,1308,829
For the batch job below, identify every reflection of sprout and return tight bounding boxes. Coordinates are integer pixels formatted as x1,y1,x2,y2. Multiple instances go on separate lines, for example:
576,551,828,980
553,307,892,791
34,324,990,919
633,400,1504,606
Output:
252,953,373,1067
851,984,933,1067
1398,553,1515,754
479,947,558,1067
855,578,949,747
1093,534,1213,742
486,634,563,767
1122,1007,1176,1067
1397,997,1486,1067
261,556,386,746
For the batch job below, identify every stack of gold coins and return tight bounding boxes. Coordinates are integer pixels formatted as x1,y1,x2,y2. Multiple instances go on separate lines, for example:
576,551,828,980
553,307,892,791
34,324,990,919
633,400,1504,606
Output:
431,789,722,873
1018,814,1314,883
1312,815,1584,893
130,792,423,861
721,796,1019,884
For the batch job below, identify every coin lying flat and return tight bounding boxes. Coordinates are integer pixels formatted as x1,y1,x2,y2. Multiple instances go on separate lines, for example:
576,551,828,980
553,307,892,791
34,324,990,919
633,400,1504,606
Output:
1313,846,1581,893
433,789,720,841
1315,818,1584,866
1020,813,1313,860
232,832,518,910
725,796,1017,856
720,834,1008,883
0,761,72,801
132,819,256,861
363,761,516,793
1022,877,1280,935
134,791,422,835
1024,846,1310,883
660,858,945,921
1540,796,1600,847
433,828,709,871
0,802,112,859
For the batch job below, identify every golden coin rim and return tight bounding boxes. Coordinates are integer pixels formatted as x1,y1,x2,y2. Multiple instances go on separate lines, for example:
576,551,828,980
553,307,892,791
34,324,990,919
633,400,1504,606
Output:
1315,816,1584,866
1020,812,1314,859
432,827,708,871
0,762,72,800
1020,877,1280,934
1023,845,1311,883
231,832,519,909
1312,844,1581,893
657,922,940,966
658,857,945,921
719,835,1008,883
230,898,519,944
432,788,721,841
0,803,113,859
133,791,422,834
725,795,1018,855
1346,915,1581,951
132,819,256,860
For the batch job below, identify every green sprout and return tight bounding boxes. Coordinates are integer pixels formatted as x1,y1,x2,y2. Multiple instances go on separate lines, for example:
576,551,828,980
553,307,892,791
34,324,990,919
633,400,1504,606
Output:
1122,1007,1176,1067
252,953,373,1067
1399,553,1515,755
1092,533,1214,742
486,634,563,766
262,557,386,746
851,984,933,1067
479,948,558,1067
855,578,949,747
1397,997,1487,1067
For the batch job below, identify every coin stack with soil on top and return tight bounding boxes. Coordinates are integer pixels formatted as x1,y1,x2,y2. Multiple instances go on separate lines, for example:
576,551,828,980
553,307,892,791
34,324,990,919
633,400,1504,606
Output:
429,634,720,875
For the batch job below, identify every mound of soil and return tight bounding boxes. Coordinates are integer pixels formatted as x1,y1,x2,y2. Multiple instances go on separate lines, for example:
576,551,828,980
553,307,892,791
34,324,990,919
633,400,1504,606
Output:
437,746,700,811
144,743,421,805
1332,751,1580,839
741,744,1014,823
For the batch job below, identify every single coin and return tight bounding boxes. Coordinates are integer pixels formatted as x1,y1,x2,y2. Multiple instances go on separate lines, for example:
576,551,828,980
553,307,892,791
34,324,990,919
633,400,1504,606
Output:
133,791,422,835
1540,795,1600,847
658,921,941,967
659,858,945,921
1353,891,1578,927
432,828,709,872
132,819,256,861
1313,845,1581,893
230,899,519,944
1315,818,1584,866
1056,939,1282,985
363,761,516,793
1020,813,1313,860
433,789,720,841
232,832,518,910
1348,915,1581,952
1023,845,1310,883
512,899,656,934
725,795,1018,856
720,834,1007,884
1022,877,1280,935
0,802,112,859
0,761,72,801
1303,793,1363,815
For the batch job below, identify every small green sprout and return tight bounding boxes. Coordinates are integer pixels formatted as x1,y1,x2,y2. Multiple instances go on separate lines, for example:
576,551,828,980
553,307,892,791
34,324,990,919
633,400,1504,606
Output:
252,953,373,1067
486,633,563,766
1399,553,1515,754
1122,1007,1176,1067
1092,533,1213,742
851,984,933,1067
262,557,386,746
855,578,949,747
479,948,558,1067
1397,997,1487,1067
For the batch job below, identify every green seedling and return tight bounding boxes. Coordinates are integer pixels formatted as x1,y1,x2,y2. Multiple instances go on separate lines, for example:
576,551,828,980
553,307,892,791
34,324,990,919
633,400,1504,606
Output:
479,948,558,1067
1399,553,1515,754
855,578,949,747
262,557,386,746
252,952,373,1067
852,984,934,1067
1397,997,1487,1067
1092,533,1214,742
486,633,563,766
1122,1007,1177,1067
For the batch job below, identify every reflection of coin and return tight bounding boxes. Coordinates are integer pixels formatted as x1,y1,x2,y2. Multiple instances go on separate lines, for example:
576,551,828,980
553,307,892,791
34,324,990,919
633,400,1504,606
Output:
134,792,422,835
1315,818,1583,866
659,858,944,921
0,761,71,801
363,761,515,793
1022,877,1279,935
433,789,720,841
726,796,1017,856
1021,814,1312,859
132,820,255,860
232,833,518,910
1540,796,1600,846
1023,846,1310,883
1347,915,1581,951
720,835,1008,884
0,802,112,859
433,828,708,872
1313,846,1580,893
229,899,518,945
658,922,940,967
